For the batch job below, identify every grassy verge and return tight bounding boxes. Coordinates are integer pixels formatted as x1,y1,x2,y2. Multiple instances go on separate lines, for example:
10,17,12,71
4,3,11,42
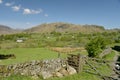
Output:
1,75,32,80
1,72,102,80
103,51,116,61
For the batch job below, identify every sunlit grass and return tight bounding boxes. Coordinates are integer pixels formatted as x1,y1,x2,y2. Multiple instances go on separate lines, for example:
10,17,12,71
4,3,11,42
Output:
0,48,67,65
1,72,102,80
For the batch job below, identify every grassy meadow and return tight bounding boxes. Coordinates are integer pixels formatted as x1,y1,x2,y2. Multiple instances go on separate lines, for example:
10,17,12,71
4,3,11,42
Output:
0,31,120,80
0,48,68,65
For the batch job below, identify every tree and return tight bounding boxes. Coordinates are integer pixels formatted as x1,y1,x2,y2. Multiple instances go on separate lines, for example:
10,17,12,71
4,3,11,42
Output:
86,37,107,57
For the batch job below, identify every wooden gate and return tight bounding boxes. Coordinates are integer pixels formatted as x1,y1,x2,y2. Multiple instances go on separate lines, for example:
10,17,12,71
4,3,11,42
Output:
67,54,85,73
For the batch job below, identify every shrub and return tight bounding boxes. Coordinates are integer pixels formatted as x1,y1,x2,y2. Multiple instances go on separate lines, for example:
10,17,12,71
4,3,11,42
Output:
86,37,107,57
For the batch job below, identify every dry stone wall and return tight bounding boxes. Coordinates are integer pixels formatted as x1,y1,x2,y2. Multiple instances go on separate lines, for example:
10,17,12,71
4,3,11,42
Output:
0,58,76,79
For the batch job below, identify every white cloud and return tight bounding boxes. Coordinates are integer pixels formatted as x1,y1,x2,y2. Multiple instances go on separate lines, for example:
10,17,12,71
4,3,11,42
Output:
23,8,31,14
44,14,48,17
0,0,3,4
5,2,14,6
12,5,21,11
23,8,42,15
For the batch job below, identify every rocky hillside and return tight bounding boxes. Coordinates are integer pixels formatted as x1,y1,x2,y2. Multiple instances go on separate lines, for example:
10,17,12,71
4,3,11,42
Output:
24,22,105,33
0,25,14,34
0,25,22,34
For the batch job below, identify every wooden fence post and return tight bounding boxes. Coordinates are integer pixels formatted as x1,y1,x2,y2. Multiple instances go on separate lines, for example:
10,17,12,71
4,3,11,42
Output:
58,53,60,58
78,54,84,73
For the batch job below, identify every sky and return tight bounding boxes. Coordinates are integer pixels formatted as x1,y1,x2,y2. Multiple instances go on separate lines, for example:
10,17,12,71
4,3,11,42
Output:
0,0,120,29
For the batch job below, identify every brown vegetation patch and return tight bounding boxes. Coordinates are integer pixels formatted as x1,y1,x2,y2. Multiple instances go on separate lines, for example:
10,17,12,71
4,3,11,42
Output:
49,47,85,53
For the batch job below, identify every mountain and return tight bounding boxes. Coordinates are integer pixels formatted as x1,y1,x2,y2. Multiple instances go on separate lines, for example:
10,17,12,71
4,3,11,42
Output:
1,23,118,34
24,22,105,33
0,25,18,34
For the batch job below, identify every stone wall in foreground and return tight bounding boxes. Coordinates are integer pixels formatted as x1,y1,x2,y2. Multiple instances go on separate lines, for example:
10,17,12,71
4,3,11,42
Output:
0,59,76,79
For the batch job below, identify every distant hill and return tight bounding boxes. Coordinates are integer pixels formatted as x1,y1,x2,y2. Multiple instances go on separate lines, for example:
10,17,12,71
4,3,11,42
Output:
1,23,119,34
0,25,21,34
24,22,106,33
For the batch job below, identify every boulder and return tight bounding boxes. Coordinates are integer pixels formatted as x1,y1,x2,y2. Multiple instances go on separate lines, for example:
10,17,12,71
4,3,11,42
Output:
55,72,63,78
67,66,77,75
41,71,53,79
59,68,69,76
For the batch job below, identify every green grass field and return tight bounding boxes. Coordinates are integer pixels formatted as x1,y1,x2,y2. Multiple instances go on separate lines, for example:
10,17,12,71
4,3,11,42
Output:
0,48,67,65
